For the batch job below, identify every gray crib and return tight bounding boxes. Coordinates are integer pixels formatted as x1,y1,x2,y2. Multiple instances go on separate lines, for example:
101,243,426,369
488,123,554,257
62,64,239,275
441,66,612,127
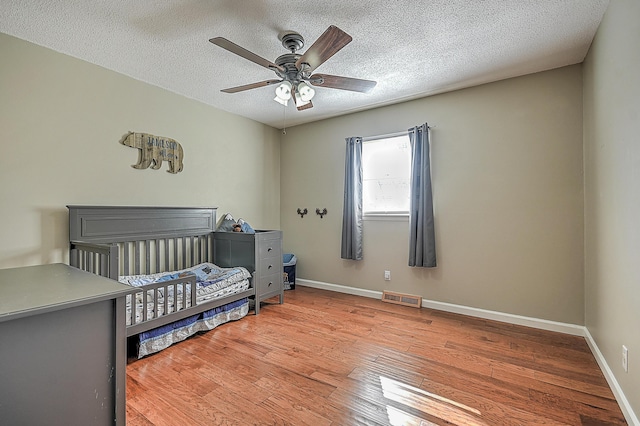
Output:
68,206,256,348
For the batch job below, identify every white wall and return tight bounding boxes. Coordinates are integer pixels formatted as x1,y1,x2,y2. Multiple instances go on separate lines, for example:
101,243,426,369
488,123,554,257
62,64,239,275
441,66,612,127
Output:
280,65,585,325
583,0,640,418
0,33,281,269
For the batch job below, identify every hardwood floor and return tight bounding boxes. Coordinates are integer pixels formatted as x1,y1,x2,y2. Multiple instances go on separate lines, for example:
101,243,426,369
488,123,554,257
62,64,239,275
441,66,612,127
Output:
126,286,627,425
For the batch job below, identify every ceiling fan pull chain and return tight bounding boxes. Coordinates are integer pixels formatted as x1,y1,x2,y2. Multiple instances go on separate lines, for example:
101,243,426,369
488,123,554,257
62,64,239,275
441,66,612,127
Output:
282,103,287,135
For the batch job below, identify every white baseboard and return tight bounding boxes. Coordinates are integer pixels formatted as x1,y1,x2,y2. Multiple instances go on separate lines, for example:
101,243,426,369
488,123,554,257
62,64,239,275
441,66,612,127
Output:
298,278,382,300
584,329,639,425
296,278,638,425
297,278,583,335
420,298,585,336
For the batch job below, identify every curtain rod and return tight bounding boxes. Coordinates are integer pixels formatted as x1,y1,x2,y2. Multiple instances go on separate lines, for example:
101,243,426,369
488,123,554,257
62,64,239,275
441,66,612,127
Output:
361,126,432,142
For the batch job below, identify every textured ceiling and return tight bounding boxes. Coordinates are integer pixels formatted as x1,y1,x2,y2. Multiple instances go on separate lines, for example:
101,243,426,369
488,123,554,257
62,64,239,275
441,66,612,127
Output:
1,0,609,129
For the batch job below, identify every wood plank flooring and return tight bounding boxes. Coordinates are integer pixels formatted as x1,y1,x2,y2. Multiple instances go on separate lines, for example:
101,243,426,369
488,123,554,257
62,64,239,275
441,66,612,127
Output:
126,286,627,425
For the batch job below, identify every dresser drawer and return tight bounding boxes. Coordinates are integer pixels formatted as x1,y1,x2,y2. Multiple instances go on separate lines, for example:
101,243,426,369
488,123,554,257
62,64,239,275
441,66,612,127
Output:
257,253,281,276
258,238,281,259
256,272,283,295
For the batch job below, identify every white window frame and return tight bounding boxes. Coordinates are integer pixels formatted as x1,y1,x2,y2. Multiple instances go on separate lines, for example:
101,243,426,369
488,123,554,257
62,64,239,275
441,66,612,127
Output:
362,131,411,220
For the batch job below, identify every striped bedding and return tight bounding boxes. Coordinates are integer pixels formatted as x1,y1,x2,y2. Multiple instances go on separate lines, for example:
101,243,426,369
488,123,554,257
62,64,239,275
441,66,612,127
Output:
118,263,251,358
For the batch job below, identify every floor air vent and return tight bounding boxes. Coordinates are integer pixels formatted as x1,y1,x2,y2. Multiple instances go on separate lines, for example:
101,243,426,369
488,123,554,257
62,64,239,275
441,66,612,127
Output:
381,291,422,308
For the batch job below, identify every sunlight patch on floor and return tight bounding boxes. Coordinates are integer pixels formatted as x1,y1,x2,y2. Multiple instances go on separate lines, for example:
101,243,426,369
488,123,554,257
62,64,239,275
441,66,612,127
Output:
380,376,488,425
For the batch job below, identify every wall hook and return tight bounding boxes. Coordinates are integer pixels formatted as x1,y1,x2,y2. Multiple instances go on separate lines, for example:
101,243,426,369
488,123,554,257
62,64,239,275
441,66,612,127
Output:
297,208,308,218
316,208,327,219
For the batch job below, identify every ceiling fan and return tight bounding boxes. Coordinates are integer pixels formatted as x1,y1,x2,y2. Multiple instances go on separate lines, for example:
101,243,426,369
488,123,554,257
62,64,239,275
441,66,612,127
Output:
209,25,377,111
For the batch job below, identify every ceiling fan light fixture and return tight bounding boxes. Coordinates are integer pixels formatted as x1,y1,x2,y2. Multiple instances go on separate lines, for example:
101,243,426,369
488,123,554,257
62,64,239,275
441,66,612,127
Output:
274,81,292,101
273,95,289,106
294,91,310,107
297,81,315,102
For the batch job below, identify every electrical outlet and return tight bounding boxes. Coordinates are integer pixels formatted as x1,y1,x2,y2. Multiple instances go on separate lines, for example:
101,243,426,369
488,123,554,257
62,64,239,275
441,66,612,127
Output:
622,345,628,372
384,270,391,281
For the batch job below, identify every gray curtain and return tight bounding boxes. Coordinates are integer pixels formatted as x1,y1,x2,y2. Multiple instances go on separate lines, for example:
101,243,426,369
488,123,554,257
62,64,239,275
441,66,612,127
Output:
408,123,436,267
341,136,363,260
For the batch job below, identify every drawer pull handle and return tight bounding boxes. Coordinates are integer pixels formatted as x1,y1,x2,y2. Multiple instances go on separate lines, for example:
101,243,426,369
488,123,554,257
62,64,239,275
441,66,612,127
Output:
268,264,273,269
268,282,272,287
267,247,273,252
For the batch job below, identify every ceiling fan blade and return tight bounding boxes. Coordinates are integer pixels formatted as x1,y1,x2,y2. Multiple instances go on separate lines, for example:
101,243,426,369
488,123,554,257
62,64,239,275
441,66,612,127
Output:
309,74,377,93
221,79,281,93
209,37,285,73
295,26,352,73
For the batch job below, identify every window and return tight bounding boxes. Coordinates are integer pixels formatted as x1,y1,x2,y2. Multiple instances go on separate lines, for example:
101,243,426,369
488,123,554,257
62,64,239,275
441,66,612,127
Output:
362,133,411,215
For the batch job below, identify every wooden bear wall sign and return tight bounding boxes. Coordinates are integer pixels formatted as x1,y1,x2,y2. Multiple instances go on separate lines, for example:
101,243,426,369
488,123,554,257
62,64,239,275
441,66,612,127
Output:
120,132,184,174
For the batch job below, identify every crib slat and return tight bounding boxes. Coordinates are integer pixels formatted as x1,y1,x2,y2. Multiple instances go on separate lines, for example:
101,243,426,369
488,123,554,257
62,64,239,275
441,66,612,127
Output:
142,288,148,322
164,284,170,315
129,294,137,325
173,238,178,270
190,279,196,308
70,248,78,269
190,236,195,266
183,282,187,309
164,238,169,272
137,292,141,324
182,237,187,269
124,243,130,275
155,239,160,274
100,252,108,277
127,295,132,325
154,287,159,319
89,252,94,273
134,241,140,275
109,245,118,279
185,237,193,268
145,240,151,273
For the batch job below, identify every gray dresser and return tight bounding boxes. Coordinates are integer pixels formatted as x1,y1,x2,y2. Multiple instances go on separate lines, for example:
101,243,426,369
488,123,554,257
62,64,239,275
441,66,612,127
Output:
213,230,283,314
0,263,130,425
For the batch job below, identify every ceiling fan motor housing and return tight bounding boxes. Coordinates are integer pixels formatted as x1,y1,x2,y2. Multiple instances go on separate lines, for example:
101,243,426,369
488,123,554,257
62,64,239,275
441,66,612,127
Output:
275,53,304,81
280,32,304,52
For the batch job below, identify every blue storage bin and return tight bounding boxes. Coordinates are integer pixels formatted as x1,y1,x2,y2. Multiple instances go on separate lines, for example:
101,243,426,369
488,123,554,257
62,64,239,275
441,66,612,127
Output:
283,253,296,290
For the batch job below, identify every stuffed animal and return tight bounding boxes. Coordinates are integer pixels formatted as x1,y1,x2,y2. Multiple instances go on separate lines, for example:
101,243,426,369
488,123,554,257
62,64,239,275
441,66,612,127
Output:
232,223,242,232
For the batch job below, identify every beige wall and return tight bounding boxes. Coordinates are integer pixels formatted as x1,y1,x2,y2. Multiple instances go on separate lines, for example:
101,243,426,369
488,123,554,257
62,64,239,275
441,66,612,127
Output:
583,0,640,417
0,33,281,269
281,66,585,325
